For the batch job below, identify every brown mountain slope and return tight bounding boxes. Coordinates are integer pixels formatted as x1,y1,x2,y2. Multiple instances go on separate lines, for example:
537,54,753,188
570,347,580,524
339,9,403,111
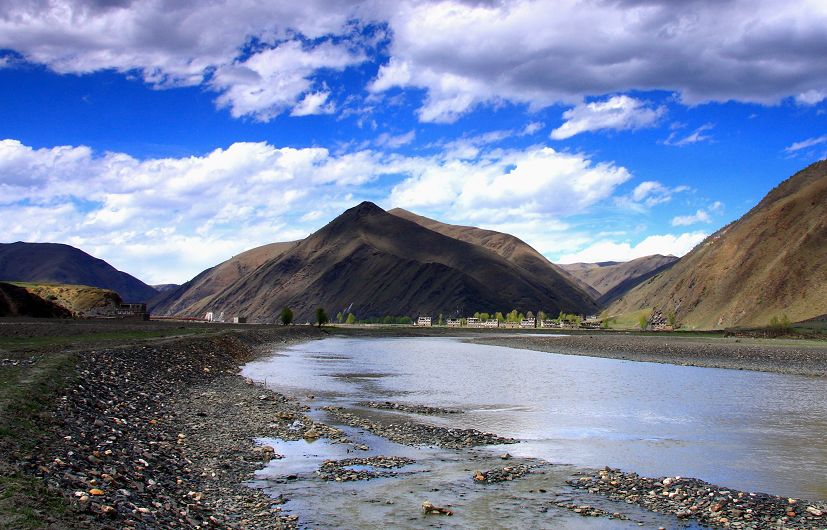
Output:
0,282,72,318
0,242,156,302
150,241,299,316
177,202,597,321
606,160,827,329
11,282,123,317
559,255,678,304
388,207,600,301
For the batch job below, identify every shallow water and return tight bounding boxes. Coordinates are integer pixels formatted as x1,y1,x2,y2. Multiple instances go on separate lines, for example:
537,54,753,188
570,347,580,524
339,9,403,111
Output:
242,336,827,502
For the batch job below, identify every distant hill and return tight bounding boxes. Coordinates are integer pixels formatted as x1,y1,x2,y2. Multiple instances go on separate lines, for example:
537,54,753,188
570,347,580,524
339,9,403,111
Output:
152,284,179,293
388,208,600,305
160,202,597,321
10,282,123,317
0,242,157,302
559,255,678,305
0,282,71,318
606,160,827,329
149,241,299,316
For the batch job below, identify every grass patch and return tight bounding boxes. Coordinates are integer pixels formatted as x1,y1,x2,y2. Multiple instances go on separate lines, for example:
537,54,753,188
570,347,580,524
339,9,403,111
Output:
0,349,77,529
0,326,214,352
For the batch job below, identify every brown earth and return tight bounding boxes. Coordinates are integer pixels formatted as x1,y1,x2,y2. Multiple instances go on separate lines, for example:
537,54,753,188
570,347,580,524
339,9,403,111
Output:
388,207,599,301
606,160,827,329
149,241,299,316
0,282,72,318
559,254,678,305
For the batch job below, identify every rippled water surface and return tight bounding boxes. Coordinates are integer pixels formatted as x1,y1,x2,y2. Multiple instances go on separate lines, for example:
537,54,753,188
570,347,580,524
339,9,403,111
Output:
242,336,827,501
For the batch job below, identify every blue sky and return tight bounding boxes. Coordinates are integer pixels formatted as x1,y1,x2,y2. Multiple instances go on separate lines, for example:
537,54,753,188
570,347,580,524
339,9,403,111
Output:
1,1,826,284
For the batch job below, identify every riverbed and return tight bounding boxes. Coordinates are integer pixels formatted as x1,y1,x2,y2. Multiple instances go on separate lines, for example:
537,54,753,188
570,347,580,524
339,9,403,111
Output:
241,335,827,526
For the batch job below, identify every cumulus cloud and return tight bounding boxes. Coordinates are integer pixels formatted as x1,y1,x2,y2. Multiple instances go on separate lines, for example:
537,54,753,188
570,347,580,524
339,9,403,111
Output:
3,1,826,123
389,146,631,216
671,209,711,226
0,138,641,283
369,0,827,122
558,231,708,264
615,180,689,211
550,96,665,140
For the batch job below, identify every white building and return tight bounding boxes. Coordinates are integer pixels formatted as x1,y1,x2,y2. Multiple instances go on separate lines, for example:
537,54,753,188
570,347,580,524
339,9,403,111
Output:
417,316,432,326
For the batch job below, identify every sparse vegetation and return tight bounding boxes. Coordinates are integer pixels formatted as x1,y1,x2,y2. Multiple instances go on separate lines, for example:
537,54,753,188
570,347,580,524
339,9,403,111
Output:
316,307,329,327
280,307,293,326
638,314,648,330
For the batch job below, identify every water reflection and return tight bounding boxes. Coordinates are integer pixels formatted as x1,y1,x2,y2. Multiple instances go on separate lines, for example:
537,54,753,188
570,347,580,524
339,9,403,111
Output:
242,336,827,500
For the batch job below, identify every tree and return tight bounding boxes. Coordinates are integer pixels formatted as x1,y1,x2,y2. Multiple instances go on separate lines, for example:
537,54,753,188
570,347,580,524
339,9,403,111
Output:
537,310,547,322
316,307,329,327
474,312,481,319
638,313,648,331
346,312,356,324
280,307,293,326
479,312,490,321
336,311,343,323
507,309,519,322
666,311,677,328
438,313,444,325
495,311,504,322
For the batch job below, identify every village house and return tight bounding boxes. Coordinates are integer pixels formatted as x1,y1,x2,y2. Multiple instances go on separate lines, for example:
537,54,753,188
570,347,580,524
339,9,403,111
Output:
539,319,557,328
520,318,536,328
481,319,499,328
115,303,149,321
417,316,432,326
466,317,480,327
446,318,462,327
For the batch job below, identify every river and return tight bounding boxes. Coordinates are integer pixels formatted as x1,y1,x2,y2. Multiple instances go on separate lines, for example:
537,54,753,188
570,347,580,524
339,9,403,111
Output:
241,335,827,527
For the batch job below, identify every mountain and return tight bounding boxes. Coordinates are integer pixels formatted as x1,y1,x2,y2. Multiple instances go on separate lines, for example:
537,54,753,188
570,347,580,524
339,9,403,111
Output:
0,282,72,318
11,282,124,317
0,242,157,302
152,284,179,293
149,241,299,316
388,208,601,301
559,255,679,305
164,202,597,321
606,160,827,329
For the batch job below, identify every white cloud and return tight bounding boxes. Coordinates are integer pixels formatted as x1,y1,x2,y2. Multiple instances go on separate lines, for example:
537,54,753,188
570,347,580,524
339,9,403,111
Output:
663,123,715,146
671,209,711,226
785,134,827,153
0,138,638,283
3,1,827,122
522,122,544,135
369,0,827,122
615,180,688,211
212,41,362,120
550,96,665,140
389,146,631,216
375,130,416,149
291,91,336,117
558,231,708,264
795,89,826,105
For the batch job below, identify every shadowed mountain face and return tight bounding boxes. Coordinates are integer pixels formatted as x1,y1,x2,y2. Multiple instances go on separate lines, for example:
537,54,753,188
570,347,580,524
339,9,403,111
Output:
559,255,679,305
165,202,597,321
0,242,157,302
0,282,72,318
606,160,827,329
149,241,299,315
388,207,600,301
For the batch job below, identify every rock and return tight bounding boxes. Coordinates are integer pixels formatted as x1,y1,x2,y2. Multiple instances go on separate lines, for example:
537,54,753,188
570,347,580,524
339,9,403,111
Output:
89,488,105,496
806,506,823,516
422,501,453,516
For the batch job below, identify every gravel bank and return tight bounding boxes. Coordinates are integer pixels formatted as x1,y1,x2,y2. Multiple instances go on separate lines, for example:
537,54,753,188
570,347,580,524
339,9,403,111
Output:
470,333,827,376
13,326,333,529
570,466,827,529
320,405,517,448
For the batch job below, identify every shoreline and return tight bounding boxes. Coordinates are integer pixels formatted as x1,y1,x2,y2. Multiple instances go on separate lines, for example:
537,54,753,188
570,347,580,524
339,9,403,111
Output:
466,332,827,377
2,320,826,528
